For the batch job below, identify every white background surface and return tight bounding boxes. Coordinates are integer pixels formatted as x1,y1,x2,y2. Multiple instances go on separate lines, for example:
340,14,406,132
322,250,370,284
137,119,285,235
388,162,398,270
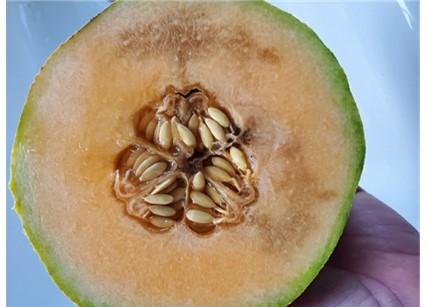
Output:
6,1,419,306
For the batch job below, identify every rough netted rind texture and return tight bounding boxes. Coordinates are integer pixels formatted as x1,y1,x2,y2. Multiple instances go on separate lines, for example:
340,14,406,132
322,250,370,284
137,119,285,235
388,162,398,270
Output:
10,1,365,306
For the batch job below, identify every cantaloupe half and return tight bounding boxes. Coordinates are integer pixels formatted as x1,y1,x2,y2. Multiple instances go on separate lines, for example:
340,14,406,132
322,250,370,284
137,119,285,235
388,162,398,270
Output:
10,1,365,306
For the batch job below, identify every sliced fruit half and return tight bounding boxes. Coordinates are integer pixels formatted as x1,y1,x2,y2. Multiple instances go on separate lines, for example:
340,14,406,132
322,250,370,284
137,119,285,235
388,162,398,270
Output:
10,1,365,306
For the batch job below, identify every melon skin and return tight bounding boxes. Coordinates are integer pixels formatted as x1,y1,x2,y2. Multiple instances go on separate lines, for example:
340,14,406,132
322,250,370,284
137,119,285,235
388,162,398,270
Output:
9,1,365,306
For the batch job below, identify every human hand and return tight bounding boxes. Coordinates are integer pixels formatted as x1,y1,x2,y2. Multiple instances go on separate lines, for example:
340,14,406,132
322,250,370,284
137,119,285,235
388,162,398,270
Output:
292,188,419,307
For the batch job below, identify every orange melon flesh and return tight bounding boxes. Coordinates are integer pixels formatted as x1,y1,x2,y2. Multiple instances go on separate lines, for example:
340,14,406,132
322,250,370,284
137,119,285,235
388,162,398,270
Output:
10,2,364,306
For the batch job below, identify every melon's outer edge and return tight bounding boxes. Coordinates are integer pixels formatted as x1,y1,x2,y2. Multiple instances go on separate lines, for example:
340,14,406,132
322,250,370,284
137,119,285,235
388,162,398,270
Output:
249,2,365,306
9,2,121,307
9,1,365,307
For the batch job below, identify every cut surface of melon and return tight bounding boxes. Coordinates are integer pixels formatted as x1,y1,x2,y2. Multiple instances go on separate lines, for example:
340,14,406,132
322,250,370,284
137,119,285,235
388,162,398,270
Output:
10,2,364,306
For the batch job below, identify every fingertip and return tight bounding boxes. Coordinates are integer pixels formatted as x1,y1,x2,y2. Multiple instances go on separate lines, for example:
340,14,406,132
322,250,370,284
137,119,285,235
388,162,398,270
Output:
356,186,365,193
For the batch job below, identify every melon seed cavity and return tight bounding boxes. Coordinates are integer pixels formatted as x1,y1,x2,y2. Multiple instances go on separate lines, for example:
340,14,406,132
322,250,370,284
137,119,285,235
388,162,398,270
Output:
114,85,257,234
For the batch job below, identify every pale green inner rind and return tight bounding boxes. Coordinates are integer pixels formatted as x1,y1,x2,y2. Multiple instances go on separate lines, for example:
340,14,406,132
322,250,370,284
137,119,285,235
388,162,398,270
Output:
9,1,365,306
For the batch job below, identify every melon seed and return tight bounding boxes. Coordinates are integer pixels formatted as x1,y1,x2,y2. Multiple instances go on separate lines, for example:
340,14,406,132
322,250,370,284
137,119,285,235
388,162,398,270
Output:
204,118,226,142
153,120,162,145
150,176,176,195
148,205,176,217
134,155,162,177
211,157,235,175
171,116,181,145
214,207,228,215
132,151,151,170
145,117,157,141
192,171,205,191
188,113,199,132
199,121,214,150
162,181,178,194
143,194,174,205
149,216,175,228
171,187,186,202
139,161,167,181
204,166,232,182
177,123,196,147
190,191,216,208
206,186,224,206
186,209,214,224
207,107,230,127
159,120,172,150
230,146,248,171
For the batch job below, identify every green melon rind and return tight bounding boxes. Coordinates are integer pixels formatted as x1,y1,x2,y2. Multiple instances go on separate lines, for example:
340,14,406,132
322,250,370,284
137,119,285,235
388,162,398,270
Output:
9,1,365,306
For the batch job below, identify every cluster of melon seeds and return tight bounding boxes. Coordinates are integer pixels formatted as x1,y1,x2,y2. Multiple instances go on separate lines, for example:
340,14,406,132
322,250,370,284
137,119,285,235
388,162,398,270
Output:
114,85,257,234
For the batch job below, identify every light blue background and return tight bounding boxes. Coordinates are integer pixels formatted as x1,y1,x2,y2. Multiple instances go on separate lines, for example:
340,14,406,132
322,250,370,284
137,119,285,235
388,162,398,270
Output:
7,1,419,306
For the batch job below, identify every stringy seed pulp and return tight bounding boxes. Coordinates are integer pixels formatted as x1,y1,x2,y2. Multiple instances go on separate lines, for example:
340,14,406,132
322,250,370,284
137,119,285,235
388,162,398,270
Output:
114,85,257,234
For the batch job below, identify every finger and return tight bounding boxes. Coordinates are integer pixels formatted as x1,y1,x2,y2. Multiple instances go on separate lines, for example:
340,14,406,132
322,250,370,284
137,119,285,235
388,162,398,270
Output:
291,266,394,307
355,185,365,193
347,190,418,237
326,190,419,307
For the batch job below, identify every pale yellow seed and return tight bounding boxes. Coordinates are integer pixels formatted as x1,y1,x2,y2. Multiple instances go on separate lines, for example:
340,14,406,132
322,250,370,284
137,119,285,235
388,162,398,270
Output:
212,157,235,175
148,205,176,217
177,123,196,147
171,187,185,202
213,217,227,225
188,113,199,132
192,171,205,191
199,121,214,150
204,166,232,182
145,118,157,141
214,207,228,215
162,181,178,194
204,118,226,142
206,186,224,206
186,209,214,224
151,176,176,195
132,151,151,170
207,107,230,127
159,121,172,150
134,155,162,177
190,191,216,208
149,216,175,228
153,120,162,145
230,177,241,191
230,146,248,171
139,161,167,181
171,117,181,145
143,193,174,205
